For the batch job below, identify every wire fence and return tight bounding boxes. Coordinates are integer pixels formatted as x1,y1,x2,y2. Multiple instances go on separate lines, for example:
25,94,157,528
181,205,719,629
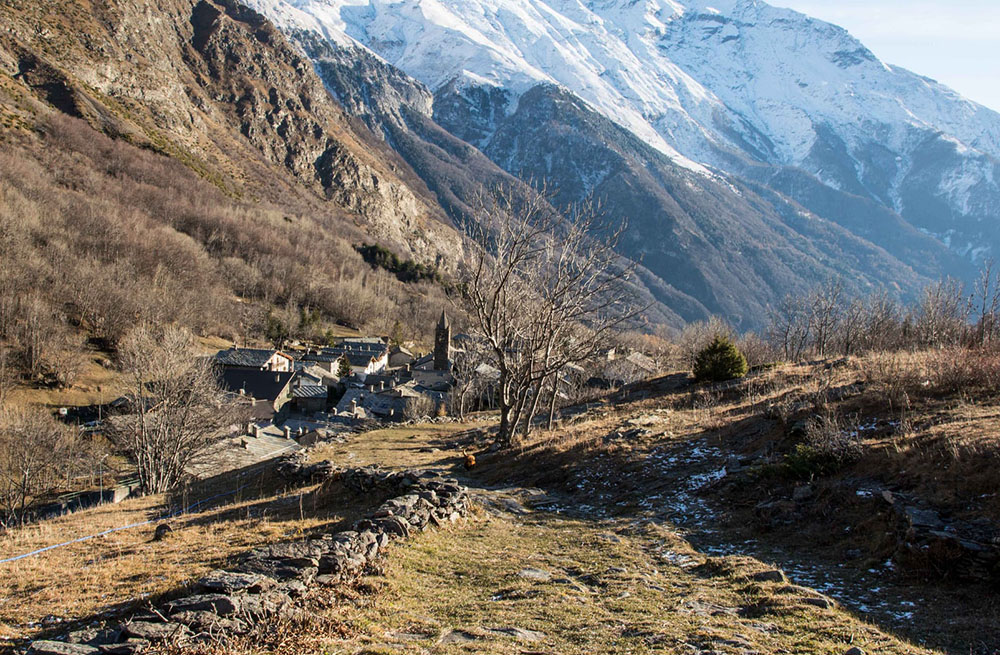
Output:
0,442,300,565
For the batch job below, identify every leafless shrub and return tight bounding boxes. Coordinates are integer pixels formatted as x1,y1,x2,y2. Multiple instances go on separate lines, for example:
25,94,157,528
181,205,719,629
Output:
403,394,435,420
805,413,862,462
104,324,245,494
925,347,1000,394
857,351,917,412
736,331,779,369
0,405,94,526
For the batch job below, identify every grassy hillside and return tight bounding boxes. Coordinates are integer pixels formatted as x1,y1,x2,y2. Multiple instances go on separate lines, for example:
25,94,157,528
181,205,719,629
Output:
467,354,1000,654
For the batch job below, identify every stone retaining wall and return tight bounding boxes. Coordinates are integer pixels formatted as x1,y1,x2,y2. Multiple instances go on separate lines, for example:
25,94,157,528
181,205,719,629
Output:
27,455,472,655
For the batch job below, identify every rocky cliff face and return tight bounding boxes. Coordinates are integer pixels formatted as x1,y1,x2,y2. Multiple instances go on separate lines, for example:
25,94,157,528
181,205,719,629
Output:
0,0,462,267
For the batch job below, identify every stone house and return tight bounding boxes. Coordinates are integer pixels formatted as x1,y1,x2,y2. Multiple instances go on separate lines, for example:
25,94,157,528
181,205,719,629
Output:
218,368,296,421
213,347,293,372
303,342,388,380
388,345,415,368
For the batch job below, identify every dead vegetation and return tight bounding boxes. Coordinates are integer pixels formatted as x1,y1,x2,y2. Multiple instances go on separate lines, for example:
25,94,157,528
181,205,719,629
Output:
0,461,372,645
455,351,1000,653
0,111,455,398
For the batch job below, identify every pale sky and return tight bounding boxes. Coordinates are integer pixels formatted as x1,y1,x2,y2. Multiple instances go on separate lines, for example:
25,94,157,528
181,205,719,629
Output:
772,0,1000,112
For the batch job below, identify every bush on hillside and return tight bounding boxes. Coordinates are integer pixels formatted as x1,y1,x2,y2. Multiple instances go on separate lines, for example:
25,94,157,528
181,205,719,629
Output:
692,335,748,383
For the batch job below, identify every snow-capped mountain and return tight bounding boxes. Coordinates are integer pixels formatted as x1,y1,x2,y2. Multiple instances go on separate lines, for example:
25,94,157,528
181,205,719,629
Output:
247,0,1000,264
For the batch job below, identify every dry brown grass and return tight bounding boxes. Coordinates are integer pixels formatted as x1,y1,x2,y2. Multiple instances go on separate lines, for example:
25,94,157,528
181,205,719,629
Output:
307,422,489,471
7,352,126,409
291,513,936,655
0,467,369,645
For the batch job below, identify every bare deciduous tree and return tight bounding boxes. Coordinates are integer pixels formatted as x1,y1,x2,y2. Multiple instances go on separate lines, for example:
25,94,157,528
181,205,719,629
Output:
106,324,243,494
808,278,844,357
972,258,1000,347
912,278,969,349
768,294,811,361
0,347,13,406
461,185,639,448
451,338,497,420
860,289,903,353
0,405,80,526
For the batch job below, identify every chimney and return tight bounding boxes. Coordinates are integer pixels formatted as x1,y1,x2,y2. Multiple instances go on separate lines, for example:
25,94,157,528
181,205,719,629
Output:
283,426,292,439
379,381,385,391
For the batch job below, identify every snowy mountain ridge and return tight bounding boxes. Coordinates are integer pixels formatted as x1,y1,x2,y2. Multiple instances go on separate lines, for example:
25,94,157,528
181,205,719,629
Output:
246,0,1000,262
247,0,1000,159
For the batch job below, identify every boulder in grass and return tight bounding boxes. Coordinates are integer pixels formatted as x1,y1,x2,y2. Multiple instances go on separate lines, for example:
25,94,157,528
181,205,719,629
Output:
97,642,149,655
171,610,249,634
750,569,787,584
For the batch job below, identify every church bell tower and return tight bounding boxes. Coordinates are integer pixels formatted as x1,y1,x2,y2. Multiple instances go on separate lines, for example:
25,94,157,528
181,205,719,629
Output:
434,311,451,371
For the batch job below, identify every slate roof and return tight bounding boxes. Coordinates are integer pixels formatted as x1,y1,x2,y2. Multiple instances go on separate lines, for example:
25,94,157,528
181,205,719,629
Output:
412,353,434,370
338,337,386,346
293,363,335,384
292,385,328,400
218,369,294,402
304,350,382,368
302,352,340,363
214,348,289,369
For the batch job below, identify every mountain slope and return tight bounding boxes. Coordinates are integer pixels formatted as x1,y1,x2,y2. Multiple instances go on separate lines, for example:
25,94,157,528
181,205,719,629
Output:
0,0,482,355
291,34,701,326
0,0,461,265
474,84,938,321
289,29,945,325
248,0,999,268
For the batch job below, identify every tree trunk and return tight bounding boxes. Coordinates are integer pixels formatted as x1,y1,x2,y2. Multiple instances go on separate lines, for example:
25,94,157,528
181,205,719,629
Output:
522,379,544,439
547,374,559,431
508,386,531,448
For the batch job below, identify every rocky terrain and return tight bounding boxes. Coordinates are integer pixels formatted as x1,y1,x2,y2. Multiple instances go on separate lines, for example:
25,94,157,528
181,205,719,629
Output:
0,0,461,267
